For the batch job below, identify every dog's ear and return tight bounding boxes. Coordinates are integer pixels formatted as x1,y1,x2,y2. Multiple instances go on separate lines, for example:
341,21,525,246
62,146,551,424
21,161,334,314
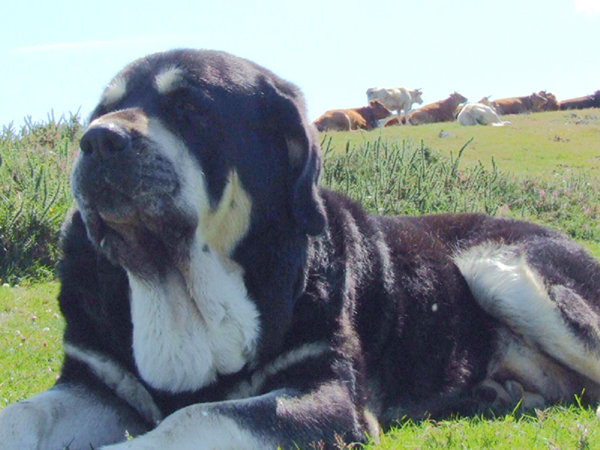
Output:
264,78,327,236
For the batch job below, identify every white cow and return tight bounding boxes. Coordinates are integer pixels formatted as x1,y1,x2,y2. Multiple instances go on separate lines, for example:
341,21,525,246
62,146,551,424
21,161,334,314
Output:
457,102,509,127
366,87,423,125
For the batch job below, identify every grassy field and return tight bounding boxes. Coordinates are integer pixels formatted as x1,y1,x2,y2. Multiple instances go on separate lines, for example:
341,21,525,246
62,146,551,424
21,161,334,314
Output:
1,109,600,448
322,109,600,179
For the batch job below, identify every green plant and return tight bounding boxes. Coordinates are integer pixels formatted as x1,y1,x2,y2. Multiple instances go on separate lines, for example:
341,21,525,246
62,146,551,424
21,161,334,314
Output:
0,113,81,284
321,136,600,249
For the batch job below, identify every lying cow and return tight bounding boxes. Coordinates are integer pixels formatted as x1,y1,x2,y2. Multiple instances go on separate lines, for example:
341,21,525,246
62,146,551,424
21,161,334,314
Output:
537,91,559,111
481,93,547,115
407,92,467,125
366,87,423,125
457,103,509,127
559,90,600,110
313,100,391,132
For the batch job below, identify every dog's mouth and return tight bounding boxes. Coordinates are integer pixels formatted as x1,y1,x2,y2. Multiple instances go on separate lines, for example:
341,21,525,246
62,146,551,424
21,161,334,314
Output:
78,188,198,274
71,123,199,272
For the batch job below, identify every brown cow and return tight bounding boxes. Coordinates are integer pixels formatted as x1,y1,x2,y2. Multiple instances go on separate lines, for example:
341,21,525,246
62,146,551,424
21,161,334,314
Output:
383,116,404,126
559,91,600,110
406,92,468,125
481,93,547,115
313,100,392,132
537,91,559,111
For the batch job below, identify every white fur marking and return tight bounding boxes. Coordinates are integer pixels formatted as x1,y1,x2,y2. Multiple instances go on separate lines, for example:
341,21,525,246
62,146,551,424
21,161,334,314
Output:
102,77,127,106
130,121,260,392
0,385,147,449
102,406,267,450
155,67,183,94
129,235,260,393
454,243,600,384
64,343,163,425
228,342,330,399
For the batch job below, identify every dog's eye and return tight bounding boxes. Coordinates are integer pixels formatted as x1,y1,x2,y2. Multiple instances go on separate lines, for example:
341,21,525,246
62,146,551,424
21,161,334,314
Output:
172,97,206,117
179,102,199,113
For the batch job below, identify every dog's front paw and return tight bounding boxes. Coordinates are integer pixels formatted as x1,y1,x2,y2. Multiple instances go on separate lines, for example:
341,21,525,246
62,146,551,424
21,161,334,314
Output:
0,401,48,449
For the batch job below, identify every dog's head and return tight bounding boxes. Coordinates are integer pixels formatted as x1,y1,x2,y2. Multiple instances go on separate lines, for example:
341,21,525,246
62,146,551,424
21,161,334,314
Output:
72,49,326,275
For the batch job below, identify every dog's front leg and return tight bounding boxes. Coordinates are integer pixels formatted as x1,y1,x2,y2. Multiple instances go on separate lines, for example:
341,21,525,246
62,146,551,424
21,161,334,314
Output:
0,383,150,450
102,386,372,450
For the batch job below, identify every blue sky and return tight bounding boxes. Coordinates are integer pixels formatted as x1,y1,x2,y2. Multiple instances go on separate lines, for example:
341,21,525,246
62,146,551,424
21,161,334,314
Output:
2,0,600,128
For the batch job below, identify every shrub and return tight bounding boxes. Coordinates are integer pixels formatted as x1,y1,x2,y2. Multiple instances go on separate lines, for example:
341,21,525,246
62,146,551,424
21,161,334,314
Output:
321,136,600,242
0,113,81,284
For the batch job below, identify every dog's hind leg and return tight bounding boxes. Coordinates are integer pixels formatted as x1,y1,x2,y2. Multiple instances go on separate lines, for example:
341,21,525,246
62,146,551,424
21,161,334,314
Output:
454,243,600,413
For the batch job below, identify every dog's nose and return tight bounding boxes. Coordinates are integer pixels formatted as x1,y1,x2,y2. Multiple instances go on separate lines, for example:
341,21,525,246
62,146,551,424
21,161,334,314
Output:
80,124,130,157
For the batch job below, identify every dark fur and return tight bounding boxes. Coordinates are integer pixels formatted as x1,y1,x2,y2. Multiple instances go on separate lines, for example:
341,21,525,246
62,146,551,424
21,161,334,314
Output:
2,49,600,450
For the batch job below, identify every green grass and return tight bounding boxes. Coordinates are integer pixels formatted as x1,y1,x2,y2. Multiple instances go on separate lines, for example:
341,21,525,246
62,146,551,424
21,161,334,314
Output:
371,406,600,449
1,110,600,448
321,132,600,259
0,282,63,406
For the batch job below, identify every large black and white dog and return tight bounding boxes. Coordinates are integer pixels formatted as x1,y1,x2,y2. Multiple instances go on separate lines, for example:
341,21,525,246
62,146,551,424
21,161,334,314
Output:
2,49,600,449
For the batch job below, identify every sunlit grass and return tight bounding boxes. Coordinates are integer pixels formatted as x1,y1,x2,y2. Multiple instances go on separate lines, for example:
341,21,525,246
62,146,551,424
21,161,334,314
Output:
0,282,63,406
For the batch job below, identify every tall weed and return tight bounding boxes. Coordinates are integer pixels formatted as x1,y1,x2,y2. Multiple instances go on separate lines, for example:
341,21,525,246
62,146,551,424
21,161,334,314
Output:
0,113,81,284
321,137,600,242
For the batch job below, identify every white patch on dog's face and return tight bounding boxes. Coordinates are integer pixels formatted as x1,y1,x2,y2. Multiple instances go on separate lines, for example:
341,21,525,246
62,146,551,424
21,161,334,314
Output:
155,66,184,94
145,118,253,258
126,119,259,392
144,118,208,220
101,76,127,106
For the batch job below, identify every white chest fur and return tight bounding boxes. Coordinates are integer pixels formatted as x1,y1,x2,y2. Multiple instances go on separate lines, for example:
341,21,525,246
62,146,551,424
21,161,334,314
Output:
128,238,260,393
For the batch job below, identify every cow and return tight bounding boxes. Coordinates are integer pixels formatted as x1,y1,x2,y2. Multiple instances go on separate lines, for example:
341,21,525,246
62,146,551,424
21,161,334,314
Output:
559,91,600,110
537,91,559,111
457,103,509,127
313,100,392,132
383,116,404,126
407,92,468,125
480,93,547,115
366,87,423,125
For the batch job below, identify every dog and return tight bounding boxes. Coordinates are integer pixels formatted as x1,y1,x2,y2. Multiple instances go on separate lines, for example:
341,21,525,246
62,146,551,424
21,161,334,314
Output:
2,48,600,450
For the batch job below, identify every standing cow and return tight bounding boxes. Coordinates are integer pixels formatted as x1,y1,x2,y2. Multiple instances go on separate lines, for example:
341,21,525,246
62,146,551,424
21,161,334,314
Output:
366,87,423,125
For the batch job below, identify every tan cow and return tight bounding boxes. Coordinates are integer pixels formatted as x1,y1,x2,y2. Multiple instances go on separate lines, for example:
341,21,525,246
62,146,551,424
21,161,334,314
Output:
313,100,392,132
559,91,600,110
480,93,547,115
407,92,467,125
366,87,423,125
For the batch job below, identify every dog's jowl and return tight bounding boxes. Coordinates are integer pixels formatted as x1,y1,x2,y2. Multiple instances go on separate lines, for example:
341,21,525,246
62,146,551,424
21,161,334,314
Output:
2,49,600,449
